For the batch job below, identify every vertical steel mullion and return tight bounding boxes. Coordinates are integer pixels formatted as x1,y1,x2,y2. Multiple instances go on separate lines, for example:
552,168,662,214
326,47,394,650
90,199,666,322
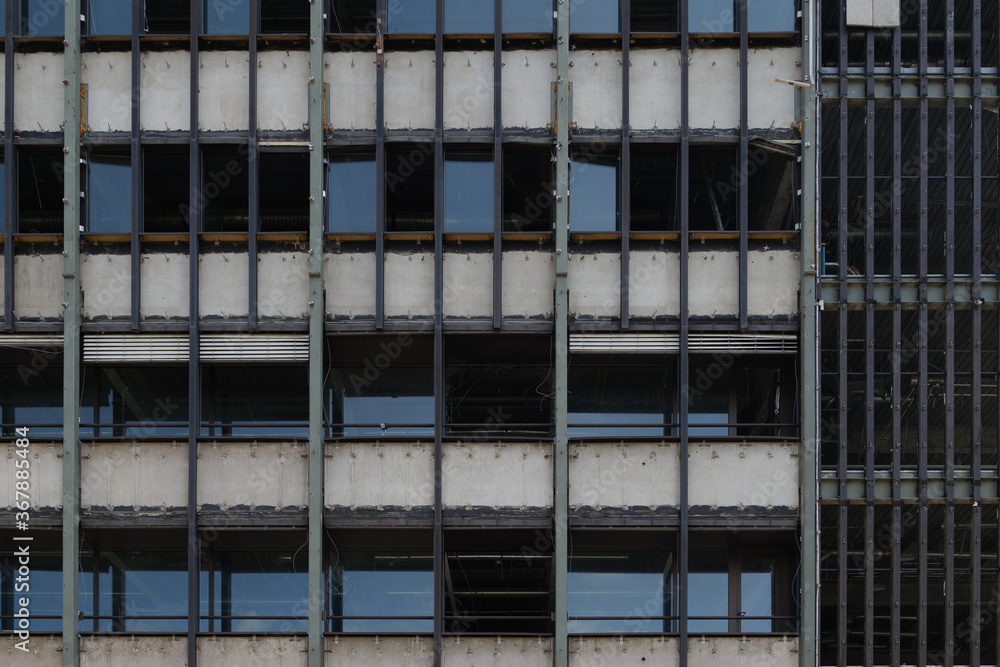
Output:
4,0,14,330
375,0,386,330
945,2,956,663
679,1,689,663
433,1,443,664
971,2,984,663
492,0,501,329
891,15,903,666
130,0,141,331
738,0,748,330
837,3,849,660
248,0,259,330
917,4,929,658
863,27,875,667
620,0,630,330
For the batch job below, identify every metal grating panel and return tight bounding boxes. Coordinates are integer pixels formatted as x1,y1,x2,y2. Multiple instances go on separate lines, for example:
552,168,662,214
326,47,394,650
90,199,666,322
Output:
570,333,797,354
199,334,309,362
83,335,189,362
0,335,64,348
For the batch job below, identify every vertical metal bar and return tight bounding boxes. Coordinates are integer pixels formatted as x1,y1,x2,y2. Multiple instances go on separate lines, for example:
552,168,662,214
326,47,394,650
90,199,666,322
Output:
891,12,903,665
837,6,849,663
863,27,875,667
308,0,326,663
945,2,956,663
433,1,444,664
738,0,748,330
62,3,82,666
492,0,502,329
679,1,690,663
248,0,259,330
971,3,984,663
375,0,386,329
4,0,14,330
620,0,630,329
918,3,929,659
130,0,141,330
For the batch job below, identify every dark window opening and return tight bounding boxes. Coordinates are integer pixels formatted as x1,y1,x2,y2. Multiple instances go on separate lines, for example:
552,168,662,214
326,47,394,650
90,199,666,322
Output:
0,349,63,437
259,152,309,232
201,148,249,233
503,0,552,33
18,149,64,234
329,0,377,34
570,0,619,34
502,145,552,233
202,365,308,437
748,140,796,231
689,147,739,232
144,1,191,34
21,0,64,36
327,151,376,233
387,0,435,34
143,149,190,234
630,145,677,231
81,365,189,438
444,0,493,34
569,355,674,437
570,148,619,232
444,147,493,233
260,0,310,34
202,0,249,34
85,153,131,234
386,143,434,232
85,0,132,35
631,0,677,32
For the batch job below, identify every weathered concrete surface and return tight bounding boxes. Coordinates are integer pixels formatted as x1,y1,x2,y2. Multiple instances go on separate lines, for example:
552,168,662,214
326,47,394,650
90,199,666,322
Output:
443,252,492,319
629,50,681,131
4,635,62,666
629,250,680,319
197,636,305,666
747,249,799,317
199,51,250,132
80,635,187,667
442,443,553,509
198,442,307,510
687,635,798,667
441,636,553,667
688,442,798,509
688,250,739,317
257,50,308,131
385,52,434,130
199,252,250,319
14,252,63,321
500,251,554,319
385,251,434,319
571,50,623,130
81,442,187,510
15,53,63,132
140,252,189,320
2,442,62,510
748,47,801,131
325,442,434,509
444,52,493,130
688,49,740,130
326,51,377,131
569,252,620,319
82,52,131,133
326,636,434,666
570,636,680,666
570,443,680,509
325,251,377,319
258,251,309,319
140,51,191,132
81,252,131,320
501,50,555,129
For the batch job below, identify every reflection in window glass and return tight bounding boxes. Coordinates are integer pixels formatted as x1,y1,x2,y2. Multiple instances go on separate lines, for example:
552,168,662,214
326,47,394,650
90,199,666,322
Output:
82,550,187,632
329,0,377,33
631,145,677,231
569,551,673,633
0,161,5,231
144,150,190,233
569,359,673,437
689,550,728,632
82,366,189,438
570,152,619,232
259,153,308,232
328,153,376,233
87,0,131,35
22,0,64,36
260,0,310,34
503,145,552,232
445,0,493,33
145,1,190,34
0,351,63,437
748,0,795,33
0,547,61,631
203,548,308,632
690,0,733,33
570,0,619,34
203,0,249,34
503,0,551,33
690,148,739,231
87,155,131,234
18,149,64,234
689,367,729,436
203,366,308,437
445,149,493,233
202,149,249,233
741,557,774,632
387,0,435,34
386,144,434,231
332,552,434,632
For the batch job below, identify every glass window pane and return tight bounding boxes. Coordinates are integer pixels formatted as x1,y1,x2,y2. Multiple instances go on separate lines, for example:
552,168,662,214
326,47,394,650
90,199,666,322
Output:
445,0,493,33
388,0,435,34
444,150,493,233
18,149,65,234
689,550,728,632
23,0,64,36
328,153,376,233
502,146,552,232
503,0,551,33
203,0,249,34
103,551,187,632
690,0,734,34
569,551,673,633
336,553,434,632
569,360,673,437
87,0,132,35
206,549,308,632
689,366,729,436
740,557,774,632
631,0,678,32
1,548,61,632
145,1,191,34
87,155,131,234
82,366,189,437
144,150,190,233
0,350,63,437
570,0,619,34
203,366,308,437
0,161,5,231
329,0,377,33
261,0,310,34
748,0,795,33
202,149,249,233
570,153,619,232
259,153,308,232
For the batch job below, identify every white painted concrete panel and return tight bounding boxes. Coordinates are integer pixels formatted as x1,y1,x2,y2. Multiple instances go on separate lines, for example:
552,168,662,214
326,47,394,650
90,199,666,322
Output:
81,636,188,667
326,52,377,130
141,252,189,319
443,443,552,509
571,50,622,130
325,443,434,508
5,636,62,666
443,252,492,319
14,253,63,320
325,252,377,318
15,53,63,132
198,51,250,132
688,636,799,667
688,48,739,130
442,636,553,667
689,250,738,317
140,51,191,132
81,253,131,320
629,250,680,318
689,442,798,509
502,50,555,129
198,442,308,509
199,253,250,318
327,636,435,666
81,443,186,509
570,443,679,509
569,252,620,318
3,442,61,509
197,637,306,666
385,52,435,130
258,251,309,319
82,52,131,132
748,47,800,131
257,50,308,131
748,249,799,317
444,51,493,129
630,49,681,131
570,637,680,667
501,251,554,319
384,251,434,318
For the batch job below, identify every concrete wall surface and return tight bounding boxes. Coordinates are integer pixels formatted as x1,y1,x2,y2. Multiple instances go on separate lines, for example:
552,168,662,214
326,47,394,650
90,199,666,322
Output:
140,51,191,132
443,51,494,130
325,251,377,319
568,253,621,319
81,252,131,320
81,442,186,510
501,50,556,130
82,52,131,133
385,52,435,130
198,51,250,132
14,52,62,132
257,50,308,132
3,636,62,666
442,251,492,319
384,251,435,319
569,636,799,666
80,636,187,667
441,636,553,667
14,252,63,321
198,442,307,510
3,442,62,510
569,443,680,509
140,252,190,320
442,442,553,509
326,51,377,130
197,636,305,667
199,253,250,319
326,636,435,666
688,442,799,509
258,251,310,320
325,442,435,509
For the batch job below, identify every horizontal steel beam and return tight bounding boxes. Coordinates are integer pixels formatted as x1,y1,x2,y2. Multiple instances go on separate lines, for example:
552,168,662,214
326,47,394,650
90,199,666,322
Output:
822,74,1000,99
821,472,999,500
820,278,999,305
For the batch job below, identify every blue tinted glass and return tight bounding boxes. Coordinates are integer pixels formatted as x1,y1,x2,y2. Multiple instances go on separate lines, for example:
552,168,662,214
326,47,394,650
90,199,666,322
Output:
570,0,618,34
88,0,132,35
689,0,734,34
339,556,434,632
2,554,61,631
689,550,728,632
570,158,618,231
503,0,551,33
740,558,774,632
445,0,493,33
444,155,493,233
23,0,64,36
83,367,189,437
689,375,729,436
568,558,671,633
0,353,63,436
203,366,308,437
88,156,131,233
388,0,435,34
748,0,795,32
203,0,250,34
569,364,672,437
328,156,376,233
208,551,308,632
0,162,6,232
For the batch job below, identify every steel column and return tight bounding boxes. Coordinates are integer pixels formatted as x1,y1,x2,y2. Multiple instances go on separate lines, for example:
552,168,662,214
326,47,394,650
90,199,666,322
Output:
492,0,502,329
738,0,748,330
248,0,259,330
679,1,690,664
837,4,849,662
620,0,630,329
863,28,875,667
433,1,444,664
130,0,141,330
971,2,984,663
4,0,14,330
891,12,903,665
375,0,385,329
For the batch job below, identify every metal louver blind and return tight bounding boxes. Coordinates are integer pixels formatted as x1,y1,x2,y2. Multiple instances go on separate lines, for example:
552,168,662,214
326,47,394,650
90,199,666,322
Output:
83,335,189,362
0,335,64,348
570,333,797,354
199,334,309,362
